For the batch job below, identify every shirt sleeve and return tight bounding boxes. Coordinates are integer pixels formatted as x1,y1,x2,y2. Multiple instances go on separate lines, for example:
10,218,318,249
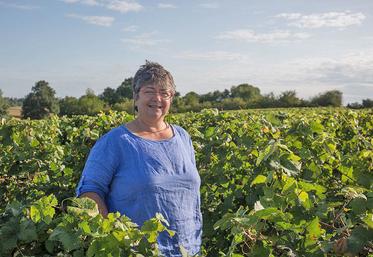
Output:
76,133,119,200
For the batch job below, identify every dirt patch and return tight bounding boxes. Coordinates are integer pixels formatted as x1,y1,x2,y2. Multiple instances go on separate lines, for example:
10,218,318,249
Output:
7,106,22,118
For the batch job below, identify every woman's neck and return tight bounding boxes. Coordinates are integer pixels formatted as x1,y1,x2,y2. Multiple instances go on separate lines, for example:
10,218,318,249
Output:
135,117,168,133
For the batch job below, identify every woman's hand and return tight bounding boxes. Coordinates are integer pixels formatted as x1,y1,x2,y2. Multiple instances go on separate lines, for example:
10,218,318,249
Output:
79,192,109,218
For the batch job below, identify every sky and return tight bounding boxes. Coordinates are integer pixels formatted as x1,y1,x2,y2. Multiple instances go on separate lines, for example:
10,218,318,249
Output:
1,0,372,104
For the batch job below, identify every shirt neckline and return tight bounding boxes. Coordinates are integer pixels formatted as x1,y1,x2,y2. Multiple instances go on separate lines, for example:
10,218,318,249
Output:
121,124,176,143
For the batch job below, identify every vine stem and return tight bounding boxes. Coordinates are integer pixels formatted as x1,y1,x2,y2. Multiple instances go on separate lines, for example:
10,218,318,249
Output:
16,245,25,257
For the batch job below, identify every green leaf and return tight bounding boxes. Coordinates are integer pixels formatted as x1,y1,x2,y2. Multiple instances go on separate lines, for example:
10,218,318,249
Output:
30,205,41,223
147,231,158,243
309,121,324,133
18,220,38,242
204,127,215,138
350,198,367,215
79,221,91,234
30,138,40,147
256,140,277,166
298,191,312,210
251,175,267,186
141,219,158,232
45,240,55,254
348,225,373,254
305,217,324,247
362,213,373,229
254,208,280,219
49,227,82,252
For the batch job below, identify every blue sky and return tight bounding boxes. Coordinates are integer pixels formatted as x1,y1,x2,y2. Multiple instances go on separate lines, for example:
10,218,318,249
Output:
1,0,372,104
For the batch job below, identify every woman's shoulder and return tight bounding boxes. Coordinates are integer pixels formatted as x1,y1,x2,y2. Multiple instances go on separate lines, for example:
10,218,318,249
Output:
100,125,125,139
95,125,129,146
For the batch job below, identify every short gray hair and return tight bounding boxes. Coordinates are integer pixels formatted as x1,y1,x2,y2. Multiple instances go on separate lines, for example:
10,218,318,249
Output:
132,61,176,96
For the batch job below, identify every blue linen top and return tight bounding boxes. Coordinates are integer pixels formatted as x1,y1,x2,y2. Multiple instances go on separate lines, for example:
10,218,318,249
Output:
76,124,202,256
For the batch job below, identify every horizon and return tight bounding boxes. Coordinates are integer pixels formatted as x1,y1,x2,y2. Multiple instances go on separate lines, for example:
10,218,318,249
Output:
1,0,372,104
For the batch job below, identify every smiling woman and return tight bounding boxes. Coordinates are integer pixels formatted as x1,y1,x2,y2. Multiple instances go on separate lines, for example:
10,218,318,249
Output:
76,61,202,256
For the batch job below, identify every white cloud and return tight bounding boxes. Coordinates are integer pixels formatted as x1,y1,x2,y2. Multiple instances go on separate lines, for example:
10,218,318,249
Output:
199,3,219,9
0,1,40,10
61,0,142,13
301,51,373,84
61,0,98,5
122,25,138,32
217,29,311,43
67,14,114,26
255,49,373,103
158,3,177,9
121,32,170,47
106,0,142,13
175,51,245,61
276,11,366,29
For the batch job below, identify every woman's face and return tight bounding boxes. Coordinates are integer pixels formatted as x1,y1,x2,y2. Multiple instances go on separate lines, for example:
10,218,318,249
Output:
135,84,173,122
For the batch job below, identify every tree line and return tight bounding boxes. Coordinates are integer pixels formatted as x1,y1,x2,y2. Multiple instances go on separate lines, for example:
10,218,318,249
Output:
0,79,372,119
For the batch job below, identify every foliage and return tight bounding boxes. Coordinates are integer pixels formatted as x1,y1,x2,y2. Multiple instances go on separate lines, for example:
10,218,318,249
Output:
220,97,246,110
59,94,106,116
4,97,24,107
116,78,133,101
310,90,343,107
230,84,261,106
59,96,80,116
277,90,302,107
0,196,173,256
22,80,60,119
78,94,106,116
1,108,372,256
0,89,10,117
348,98,373,109
112,98,135,114
100,87,118,105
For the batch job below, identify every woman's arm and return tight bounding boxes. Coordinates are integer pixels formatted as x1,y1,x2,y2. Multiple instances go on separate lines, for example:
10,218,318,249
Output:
79,192,108,218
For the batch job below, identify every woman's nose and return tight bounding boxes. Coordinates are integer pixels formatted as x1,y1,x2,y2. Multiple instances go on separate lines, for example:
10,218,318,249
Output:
152,92,165,100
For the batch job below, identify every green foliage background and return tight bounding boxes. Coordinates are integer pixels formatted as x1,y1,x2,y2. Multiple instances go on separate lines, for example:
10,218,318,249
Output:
0,108,372,256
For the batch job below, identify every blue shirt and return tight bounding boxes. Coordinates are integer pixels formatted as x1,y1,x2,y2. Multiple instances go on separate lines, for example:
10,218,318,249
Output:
76,125,202,256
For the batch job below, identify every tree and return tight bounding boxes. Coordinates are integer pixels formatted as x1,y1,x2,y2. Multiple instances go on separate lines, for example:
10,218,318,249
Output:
112,99,134,114
100,87,118,105
220,97,246,110
116,78,133,101
4,97,23,107
183,92,200,112
362,98,373,108
311,90,343,107
59,96,80,116
277,90,301,107
230,84,261,107
85,88,96,97
0,89,10,117
347,98,373,109
22,80,59,119
200,90,228,102
77,93,105,116
259,92,277,108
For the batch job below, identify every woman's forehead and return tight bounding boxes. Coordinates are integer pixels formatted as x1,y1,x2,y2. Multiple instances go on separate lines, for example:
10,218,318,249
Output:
141,84,170,90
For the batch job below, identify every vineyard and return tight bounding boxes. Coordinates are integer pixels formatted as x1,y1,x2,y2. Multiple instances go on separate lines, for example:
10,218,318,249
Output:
0,108,372,256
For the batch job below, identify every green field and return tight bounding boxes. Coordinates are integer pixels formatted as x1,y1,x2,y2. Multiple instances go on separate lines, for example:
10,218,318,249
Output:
0,108,372,256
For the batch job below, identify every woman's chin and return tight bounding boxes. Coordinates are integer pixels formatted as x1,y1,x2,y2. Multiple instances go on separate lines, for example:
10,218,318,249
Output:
145,109,165,119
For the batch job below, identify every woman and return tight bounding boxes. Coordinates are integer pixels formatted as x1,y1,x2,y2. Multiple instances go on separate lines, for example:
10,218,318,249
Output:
76,61,202,256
